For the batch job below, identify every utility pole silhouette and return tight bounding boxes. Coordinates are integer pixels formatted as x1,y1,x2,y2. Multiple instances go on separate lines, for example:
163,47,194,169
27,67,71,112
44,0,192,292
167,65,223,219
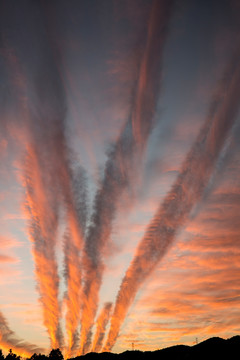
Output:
132,342,134,351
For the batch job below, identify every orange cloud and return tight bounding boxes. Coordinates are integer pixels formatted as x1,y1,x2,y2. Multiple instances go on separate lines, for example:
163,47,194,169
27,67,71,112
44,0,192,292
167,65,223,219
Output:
92,302,112,353
0,255,18,263
0,311,44,357
104,36,240,350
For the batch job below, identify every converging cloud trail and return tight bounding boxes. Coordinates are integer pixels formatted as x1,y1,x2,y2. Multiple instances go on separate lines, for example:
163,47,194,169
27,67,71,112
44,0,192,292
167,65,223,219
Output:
104,42,240,351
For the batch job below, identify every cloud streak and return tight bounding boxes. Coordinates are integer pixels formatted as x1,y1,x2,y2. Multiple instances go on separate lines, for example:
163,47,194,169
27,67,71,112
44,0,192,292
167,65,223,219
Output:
23,147,63,349
1,1,85,349
79,0,175,353
63,166,88,357
91,302,112,353
0,311,44,357
103,41,240,351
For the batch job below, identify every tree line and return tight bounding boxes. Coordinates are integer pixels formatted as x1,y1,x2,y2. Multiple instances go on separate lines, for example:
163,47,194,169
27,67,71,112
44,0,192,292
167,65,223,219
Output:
0,349,64,360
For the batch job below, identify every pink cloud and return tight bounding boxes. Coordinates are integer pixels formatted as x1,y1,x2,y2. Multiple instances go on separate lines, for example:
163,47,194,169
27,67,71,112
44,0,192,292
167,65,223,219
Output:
0,254,18,263
0,235,22,249
116,163,240,351
0,268,21,285
0,139,8,157
3,213,27,221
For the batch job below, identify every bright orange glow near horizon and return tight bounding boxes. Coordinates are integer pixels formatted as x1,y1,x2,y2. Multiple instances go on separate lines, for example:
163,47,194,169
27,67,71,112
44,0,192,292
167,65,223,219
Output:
0,0,240,357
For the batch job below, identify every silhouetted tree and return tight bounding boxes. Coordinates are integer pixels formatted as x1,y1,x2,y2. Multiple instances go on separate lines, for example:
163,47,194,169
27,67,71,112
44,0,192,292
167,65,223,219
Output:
5,349,20,360
48,349,63,360
0,349,4,360
30,353,48,360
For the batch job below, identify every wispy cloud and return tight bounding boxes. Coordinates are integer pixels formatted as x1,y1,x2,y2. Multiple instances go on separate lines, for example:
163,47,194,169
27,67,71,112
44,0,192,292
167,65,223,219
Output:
0,255,18,263
104,39,240,350
92,302,112,353
80,0,175,353
0,311,44,357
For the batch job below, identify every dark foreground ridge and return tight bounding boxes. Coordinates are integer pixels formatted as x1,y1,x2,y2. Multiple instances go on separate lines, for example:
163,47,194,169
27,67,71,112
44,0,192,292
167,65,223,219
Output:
1,336,240,360
70,336,240,360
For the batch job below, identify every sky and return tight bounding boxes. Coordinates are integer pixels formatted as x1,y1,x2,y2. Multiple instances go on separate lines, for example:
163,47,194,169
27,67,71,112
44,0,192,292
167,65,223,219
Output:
0,0,240,357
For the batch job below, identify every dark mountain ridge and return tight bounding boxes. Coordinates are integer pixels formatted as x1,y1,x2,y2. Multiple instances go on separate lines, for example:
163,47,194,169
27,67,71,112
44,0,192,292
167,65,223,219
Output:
71,336,240,360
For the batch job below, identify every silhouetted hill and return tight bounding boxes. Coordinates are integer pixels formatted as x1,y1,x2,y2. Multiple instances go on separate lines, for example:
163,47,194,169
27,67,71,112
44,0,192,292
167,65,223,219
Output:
71,335,240,360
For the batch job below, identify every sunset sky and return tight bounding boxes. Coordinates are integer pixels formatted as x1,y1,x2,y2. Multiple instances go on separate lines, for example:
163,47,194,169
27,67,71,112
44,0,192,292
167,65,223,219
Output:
0,0,240,357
